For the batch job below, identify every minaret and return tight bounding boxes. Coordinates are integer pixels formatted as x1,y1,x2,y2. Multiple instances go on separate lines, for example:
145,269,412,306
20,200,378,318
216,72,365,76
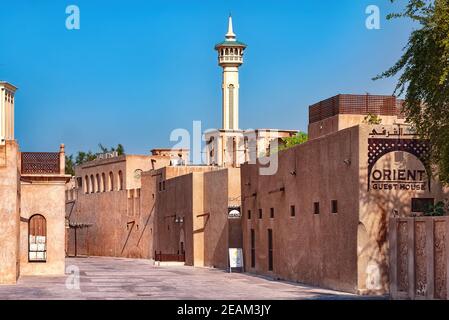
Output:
0,81,17,144
215,16,246,130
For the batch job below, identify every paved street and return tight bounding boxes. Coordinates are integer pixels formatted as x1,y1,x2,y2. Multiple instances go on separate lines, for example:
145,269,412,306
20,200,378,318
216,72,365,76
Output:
0,257,366,300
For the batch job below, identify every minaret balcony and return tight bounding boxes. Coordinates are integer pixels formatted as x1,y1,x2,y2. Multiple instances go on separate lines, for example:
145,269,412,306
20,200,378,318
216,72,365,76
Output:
219,55,243,64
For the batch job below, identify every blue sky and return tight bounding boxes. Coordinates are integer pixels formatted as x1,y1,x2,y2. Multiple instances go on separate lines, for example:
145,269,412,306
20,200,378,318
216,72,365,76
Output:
0,0,415,155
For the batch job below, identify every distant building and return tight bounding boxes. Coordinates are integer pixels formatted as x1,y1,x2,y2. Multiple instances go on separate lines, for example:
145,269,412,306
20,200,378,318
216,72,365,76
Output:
65,149,189,258
0,81,70,284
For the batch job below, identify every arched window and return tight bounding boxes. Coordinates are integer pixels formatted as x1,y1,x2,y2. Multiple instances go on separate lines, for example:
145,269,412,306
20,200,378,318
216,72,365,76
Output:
29,214,47,262
102,173,106,192
85,175,89,194
109,171,114,191
90,175,95,193
118,171,124,191
96,174,101,193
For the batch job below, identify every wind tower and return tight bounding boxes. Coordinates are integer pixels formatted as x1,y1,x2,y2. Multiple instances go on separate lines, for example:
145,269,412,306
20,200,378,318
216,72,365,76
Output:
0,81,17,144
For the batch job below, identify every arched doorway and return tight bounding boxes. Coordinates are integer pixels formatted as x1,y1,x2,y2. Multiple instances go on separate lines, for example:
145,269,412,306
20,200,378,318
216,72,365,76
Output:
29,214,47,262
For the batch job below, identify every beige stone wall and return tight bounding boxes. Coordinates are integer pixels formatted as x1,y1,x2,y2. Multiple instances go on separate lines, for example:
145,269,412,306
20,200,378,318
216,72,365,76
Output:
149,165,242,268
0,141,20,284
152,167,216,266
203,168,241,269
192,173,205,266
241,126,361,293
154,173,195,264
67,155,165,259
308,114,406,140
19,181,66,276
67,189,127,257
139,171,158,259
125,155,163,190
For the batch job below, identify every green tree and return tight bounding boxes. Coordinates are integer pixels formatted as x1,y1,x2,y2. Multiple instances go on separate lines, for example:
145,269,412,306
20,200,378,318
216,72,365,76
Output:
98,143,125,156
70,144,125,170
375,0,449,184
98,143,109,154
424,201,446,217
65,154,75,176
116,144,125,156
363,113,383,125
279,132,308,151
75,151,96,166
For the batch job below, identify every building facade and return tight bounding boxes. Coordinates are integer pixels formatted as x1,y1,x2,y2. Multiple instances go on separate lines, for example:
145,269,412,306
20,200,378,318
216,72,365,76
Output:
66,149,189,258
241,94,449,294
0,81,69,284
143,166,241,268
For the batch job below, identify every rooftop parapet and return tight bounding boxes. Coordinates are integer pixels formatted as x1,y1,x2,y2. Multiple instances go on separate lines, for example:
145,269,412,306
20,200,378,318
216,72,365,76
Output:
21,144,66,176
309,94,405,124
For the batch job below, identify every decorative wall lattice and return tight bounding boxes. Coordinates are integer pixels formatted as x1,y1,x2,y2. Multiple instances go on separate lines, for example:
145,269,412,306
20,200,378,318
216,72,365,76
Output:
309,94,405,124
21,152,60,175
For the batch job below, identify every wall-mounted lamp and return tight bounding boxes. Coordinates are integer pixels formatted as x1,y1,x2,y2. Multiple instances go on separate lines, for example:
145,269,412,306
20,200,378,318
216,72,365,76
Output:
290,170,297,176
175,216,184,224
343,159,351,166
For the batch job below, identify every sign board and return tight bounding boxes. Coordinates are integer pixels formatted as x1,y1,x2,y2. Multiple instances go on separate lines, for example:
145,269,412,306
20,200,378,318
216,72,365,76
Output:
228,206,241,219
367,138,431,192
229,248,243,271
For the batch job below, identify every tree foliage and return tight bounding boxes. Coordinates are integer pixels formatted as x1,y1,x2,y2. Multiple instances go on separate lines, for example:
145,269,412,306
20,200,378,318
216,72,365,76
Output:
376,0,449,184
363,113,383,125
279,132,308,151
424,201,447,216
65,143,125,176
98,143,125,156
65,155,75,176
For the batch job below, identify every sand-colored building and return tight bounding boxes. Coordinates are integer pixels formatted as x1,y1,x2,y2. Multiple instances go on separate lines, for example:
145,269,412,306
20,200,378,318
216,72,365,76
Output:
0,81,69,284
241,94,449,294
66,149,188,258
142,166,241,268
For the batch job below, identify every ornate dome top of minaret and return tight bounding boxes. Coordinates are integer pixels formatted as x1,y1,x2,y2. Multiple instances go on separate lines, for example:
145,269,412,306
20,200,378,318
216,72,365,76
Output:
215,15,247,67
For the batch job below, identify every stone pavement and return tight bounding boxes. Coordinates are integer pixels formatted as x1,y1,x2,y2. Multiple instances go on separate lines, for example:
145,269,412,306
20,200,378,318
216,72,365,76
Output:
0,257,374,300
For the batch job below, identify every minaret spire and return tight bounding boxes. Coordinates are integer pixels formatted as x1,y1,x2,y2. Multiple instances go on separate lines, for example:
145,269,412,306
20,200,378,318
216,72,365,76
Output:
215,15,246,130
225,14,236,41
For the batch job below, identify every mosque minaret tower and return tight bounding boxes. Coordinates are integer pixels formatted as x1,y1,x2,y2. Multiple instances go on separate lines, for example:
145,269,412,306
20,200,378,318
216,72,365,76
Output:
215,15,246,130
205,16,297,168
